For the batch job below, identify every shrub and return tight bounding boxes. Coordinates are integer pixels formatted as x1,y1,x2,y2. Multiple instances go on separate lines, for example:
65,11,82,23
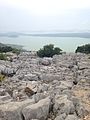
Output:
37,44,62,57
0,53,7,60
0,74,5,82
0,44,21,55
12,48,20,55
0,46,13,53
75,44,90,54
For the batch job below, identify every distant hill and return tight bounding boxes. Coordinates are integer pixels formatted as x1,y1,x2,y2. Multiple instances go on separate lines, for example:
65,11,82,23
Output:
28,32,90,38
0,32,19,38
0,32,90,38
0,43,6,47
0,43,23,50
6,44,23,49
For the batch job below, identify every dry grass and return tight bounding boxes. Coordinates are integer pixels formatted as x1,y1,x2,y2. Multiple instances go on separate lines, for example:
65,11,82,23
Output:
74,88,90,120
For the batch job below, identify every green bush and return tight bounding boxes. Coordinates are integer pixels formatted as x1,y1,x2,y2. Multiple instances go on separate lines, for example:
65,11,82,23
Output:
0,74,5,82
75,44,90,54
0,44,20,55
0,46,13,53
0,53,7,60
12,48,20,55
37,44,62,57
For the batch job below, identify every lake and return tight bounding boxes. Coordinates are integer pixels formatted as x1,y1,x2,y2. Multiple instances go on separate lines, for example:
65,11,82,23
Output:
0,36,90,52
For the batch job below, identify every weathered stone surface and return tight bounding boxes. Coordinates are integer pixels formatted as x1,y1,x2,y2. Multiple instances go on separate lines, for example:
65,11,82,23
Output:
1,67,16,77
0,52,90,120
72,97,88,118
0,93,12,104
78,62,89,70
39,58,52,66
22,97,51,120
58,81,73,91
37,83,49,93
24,74,39,81
33,93,46,103
54,113,66,120
75,102,87,118
53,95,75,115
0,88,6,96
0,99,34,120
65,115,78,120
0,65,5,73
40,74,61,81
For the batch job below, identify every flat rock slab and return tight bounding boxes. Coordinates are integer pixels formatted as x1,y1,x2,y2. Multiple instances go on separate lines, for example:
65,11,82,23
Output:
22,97,51,120
0,99,34,120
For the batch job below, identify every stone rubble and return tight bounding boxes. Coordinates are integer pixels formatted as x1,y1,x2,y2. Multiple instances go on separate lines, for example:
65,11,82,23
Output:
0,52,90,120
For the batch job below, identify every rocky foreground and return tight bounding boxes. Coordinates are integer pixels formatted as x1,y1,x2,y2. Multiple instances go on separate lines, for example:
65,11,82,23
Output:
0,52,90,120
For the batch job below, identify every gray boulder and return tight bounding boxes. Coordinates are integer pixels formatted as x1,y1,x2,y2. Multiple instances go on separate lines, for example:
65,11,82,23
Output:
59,81,73,91
0,65,5,73
33,93,46,103
37,83,49,93
78,62,89,70
39,58,52,66
65,115,78,120
55,113,66,120
53,95,75,115
22,97,51,120
1,67,16,77
0,99,34,120
0,92,12,105
0,88,6,96
40,73,61,81
24,74,39,81
73,97,87,118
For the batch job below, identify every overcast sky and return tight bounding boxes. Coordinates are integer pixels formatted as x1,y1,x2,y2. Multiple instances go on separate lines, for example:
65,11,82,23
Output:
0,0,90,32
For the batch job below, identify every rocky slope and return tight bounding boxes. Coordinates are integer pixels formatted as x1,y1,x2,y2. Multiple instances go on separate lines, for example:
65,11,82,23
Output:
0,52,90,120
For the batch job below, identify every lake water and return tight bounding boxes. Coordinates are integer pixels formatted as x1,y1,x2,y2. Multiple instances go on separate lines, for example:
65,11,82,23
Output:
0,36,90,52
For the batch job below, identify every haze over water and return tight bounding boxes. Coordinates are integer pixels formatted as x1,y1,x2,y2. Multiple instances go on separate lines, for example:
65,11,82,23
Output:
0,36,90,52
0,0,90,32
0,0,90,52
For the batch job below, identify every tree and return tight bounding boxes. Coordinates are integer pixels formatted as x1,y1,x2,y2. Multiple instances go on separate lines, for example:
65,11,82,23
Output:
37,44,62,57
54,47,62,55
75,44,90,54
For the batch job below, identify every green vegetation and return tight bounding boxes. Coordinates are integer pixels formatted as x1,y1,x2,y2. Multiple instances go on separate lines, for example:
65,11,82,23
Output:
12,48,21,55
75,44,90,54
0,43,22,61
0,46,21,55
0,43,21,56
37,44,62,57
0,74,5,82
0,46,13,53
0,53,7,60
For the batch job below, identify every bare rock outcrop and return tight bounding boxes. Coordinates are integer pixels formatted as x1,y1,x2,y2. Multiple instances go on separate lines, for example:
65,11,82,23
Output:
0,52,90,120
22,97,51,120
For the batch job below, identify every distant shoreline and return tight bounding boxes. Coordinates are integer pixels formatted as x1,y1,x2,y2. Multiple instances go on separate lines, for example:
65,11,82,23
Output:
0,42,23,50
0,32,90,38
6,44,23,50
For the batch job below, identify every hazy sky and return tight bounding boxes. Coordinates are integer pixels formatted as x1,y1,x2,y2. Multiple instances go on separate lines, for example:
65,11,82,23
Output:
0,0,90,32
